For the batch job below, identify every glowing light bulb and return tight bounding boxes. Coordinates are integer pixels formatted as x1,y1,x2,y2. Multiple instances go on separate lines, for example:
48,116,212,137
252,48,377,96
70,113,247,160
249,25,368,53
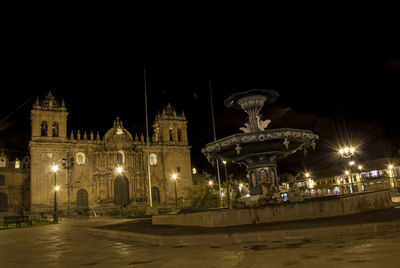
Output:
52,165,59,172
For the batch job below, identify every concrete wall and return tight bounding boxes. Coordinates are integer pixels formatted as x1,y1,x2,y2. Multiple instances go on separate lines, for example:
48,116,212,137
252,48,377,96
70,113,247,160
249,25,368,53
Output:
152,190,395,227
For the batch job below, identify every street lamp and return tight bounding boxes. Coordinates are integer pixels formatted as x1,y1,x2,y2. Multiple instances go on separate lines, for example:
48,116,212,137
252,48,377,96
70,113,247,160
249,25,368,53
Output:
222,160,231,209
339,146,356,193
52,165,59,223
116,166,123,174
339,147,355,158
171,173,178,207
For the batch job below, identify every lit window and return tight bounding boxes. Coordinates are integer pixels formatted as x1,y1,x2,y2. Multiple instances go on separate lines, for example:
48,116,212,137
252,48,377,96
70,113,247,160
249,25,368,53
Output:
76,153,85,165
15,159,21,169
192,168,197,174
149,153,157,165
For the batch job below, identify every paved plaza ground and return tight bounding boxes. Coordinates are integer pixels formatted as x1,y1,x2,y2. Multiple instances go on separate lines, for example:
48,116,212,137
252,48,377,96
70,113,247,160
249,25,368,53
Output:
1,211,400,267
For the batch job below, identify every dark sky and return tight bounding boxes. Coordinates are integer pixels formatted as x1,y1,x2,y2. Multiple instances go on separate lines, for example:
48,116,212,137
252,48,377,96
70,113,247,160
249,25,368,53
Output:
1,21,400,176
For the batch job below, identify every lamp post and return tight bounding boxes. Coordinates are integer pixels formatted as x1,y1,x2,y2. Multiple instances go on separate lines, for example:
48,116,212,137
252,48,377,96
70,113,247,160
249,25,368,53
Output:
358,165,365,191
339,146,355,194
52,165,59,224
305,172,312,197
172,173,178,207
348,160,356,193
222,160,231,209
388,164,398,190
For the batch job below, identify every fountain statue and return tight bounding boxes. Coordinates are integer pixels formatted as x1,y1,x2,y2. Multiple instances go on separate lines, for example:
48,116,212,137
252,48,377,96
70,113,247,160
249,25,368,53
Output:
202,89,319,205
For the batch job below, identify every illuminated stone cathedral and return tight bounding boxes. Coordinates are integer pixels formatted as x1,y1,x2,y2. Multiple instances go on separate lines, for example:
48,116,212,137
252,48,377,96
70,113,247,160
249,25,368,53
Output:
29,92,192,214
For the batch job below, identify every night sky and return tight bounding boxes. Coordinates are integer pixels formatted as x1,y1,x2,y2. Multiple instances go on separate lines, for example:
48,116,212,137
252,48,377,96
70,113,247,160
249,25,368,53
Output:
1,25,399,177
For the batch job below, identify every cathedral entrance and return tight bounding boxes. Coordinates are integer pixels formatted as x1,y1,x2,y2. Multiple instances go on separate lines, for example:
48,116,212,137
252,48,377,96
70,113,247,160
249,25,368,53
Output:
0,193,8,212
114,176,129,206
77,189,89,215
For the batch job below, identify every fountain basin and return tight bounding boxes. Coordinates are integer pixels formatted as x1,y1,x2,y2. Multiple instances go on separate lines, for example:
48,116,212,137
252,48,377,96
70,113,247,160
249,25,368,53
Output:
152,191,394,227
203,128,318,164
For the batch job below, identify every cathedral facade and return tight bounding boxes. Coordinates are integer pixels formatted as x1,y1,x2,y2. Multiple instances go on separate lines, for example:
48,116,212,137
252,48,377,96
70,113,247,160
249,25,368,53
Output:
29,92,192,214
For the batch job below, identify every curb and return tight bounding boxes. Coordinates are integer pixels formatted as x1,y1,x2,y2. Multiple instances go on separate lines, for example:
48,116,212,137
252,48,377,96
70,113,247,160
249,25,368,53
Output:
90,219,400,246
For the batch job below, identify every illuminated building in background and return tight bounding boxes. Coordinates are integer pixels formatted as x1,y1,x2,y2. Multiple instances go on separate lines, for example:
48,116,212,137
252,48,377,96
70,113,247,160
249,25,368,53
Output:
28,92,193,214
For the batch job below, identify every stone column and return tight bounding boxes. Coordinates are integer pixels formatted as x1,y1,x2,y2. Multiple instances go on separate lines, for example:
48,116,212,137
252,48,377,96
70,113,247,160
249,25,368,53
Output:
110,178,114,199
96,179,100,200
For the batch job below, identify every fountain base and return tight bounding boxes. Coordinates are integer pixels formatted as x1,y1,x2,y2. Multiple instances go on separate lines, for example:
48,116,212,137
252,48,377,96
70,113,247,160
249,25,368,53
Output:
152,191,394,227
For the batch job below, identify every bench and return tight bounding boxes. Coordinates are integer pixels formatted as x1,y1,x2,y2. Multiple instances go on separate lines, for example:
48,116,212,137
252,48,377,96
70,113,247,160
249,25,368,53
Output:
2,216,33,229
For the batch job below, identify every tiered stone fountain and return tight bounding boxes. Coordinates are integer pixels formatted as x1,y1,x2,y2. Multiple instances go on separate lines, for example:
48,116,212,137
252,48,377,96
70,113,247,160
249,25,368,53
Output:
202,89,319,203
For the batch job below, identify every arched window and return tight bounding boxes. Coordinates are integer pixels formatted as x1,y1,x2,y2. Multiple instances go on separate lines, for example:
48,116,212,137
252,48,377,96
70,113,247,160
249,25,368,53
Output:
41,121,48,137
0,175,4,185
149,153,157,165
169,128,173,141
52,122,59,137
76,152,85,165
177,129,182,142
15,159,20,169
117,151,125,165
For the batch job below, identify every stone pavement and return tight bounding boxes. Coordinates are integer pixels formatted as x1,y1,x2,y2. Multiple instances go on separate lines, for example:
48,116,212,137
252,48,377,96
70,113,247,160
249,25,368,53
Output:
94,207,400,246
1,214,400,267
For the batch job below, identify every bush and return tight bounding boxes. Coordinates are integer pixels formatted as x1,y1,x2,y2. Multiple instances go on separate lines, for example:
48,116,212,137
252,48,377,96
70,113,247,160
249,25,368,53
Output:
184,185,219,210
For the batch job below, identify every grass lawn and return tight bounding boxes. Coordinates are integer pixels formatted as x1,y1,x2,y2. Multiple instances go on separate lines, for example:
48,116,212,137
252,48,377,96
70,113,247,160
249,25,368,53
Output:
1,220,53,230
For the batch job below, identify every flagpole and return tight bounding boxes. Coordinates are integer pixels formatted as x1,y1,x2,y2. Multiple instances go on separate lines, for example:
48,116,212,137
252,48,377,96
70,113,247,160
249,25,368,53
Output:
145,68,153,207
208,77,222,207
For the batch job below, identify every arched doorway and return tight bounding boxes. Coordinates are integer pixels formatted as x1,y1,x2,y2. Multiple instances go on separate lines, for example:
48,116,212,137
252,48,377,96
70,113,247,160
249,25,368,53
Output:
114,176,129,206
77,189,89,208
77,189,89,215
0,193,8,212
152,187,160,204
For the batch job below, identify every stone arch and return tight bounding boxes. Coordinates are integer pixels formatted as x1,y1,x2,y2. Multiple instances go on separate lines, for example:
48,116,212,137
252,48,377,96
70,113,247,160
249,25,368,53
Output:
0,192,8,212
114,176,129,206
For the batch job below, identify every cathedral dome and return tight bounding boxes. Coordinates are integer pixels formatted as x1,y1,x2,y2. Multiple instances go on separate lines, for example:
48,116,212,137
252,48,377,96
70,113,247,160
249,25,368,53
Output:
103,117,134,149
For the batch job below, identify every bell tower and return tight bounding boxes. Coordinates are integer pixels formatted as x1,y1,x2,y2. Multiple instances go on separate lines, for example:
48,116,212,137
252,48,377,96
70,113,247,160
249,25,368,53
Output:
152,103,192,204
153,103,188,145
31,92,68,140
